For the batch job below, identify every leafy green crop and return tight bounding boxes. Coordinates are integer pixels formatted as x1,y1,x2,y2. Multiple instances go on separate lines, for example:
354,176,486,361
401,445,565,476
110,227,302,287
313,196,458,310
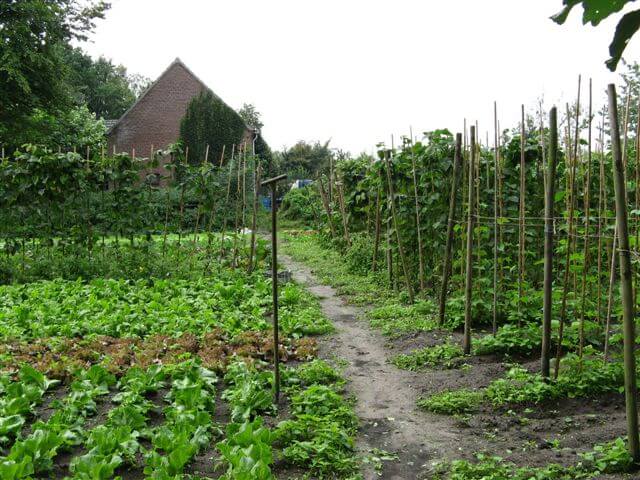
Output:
217,418,275,480
392,342,464,371
418,389,483,415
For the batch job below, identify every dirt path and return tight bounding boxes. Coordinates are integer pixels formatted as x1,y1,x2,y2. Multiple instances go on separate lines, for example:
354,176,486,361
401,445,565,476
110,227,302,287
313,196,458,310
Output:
279,253,472,479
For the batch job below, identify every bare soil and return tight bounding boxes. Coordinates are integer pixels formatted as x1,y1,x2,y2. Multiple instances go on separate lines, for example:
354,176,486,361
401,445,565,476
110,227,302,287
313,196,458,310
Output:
279,251,633,479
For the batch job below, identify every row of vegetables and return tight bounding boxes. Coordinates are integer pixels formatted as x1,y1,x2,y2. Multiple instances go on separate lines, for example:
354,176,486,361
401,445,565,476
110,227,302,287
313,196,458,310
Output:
0,357,357,479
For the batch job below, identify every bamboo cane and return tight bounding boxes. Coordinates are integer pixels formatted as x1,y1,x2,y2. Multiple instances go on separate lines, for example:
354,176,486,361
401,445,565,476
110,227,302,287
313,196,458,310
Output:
372,185,382,272
597,114,606,322
493,103,499,335
231,149,243,268
635,96,640,305
518,105,526,326
192,145,209,245
409,128,425,291
438,133,463,325
463,127,477,355
578,80,593,358
384,149,414,303
318,177,337,239
554,127,579,378
604,229,618,361
219,145,236,260
248,160,261,273
608,83,640,462
541,107,558,379
337,180,351,247
206,146,226,250
461,120,468,280
177,147,188,247
497,121,504,284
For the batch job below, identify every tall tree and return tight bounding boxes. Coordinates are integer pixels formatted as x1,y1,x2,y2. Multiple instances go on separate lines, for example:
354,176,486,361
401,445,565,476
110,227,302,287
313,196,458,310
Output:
238,103,264,130
0,0,110,136
63,47,149,119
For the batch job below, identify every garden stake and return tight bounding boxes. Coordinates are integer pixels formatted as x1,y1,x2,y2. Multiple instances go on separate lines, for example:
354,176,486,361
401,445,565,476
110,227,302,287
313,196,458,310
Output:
384,149,414,303
192,145,209,245
219,145,236,261
608,83,640,462
578,80,593,358
248,160,261,273
231,150,243,268
336,179,351,247
409,128,425,291
597,115,606,323
497,120,504,289
177,147,188,247
461,119,468,280
372,185,382,273
635,97,640,303
261,173,288,405
604,228,618,361
493,102,499,335
518,105,526,327
555,96,580,380
463,126,476,355
438,133,463,325
541,106,558,379
317,177,337,239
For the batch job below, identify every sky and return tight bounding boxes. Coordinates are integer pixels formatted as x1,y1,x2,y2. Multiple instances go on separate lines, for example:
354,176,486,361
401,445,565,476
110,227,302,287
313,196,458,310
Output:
81,0,640,155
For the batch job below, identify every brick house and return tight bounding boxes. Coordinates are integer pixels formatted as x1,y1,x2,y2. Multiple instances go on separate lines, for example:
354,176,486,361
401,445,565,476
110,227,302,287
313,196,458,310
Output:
106,58,252,182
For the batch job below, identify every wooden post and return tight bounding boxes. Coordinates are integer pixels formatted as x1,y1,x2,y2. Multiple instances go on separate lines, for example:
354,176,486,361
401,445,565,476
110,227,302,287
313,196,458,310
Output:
177,147,188,246
248,160,261,273
604,228,618,361
261,174,288,405
192,145,210,245
438,133,463,325
317,177,337,238
205,146,227,252
635,96,640,306
518,105,526,326
463,127,476,355
555,97,580,379
493,103,499,334
578,80,593,358
409,130,425,291
219,145,236,260
541,107,558,379
384,149,414,303
336,180,351,247
608,83,640,462
597,114,606,323
372,186,382,272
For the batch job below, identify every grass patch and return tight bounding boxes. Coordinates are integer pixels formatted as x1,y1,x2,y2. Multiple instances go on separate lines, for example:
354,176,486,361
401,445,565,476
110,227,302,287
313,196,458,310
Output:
439,437,633,479
418,389,483,415
420,349,627,416
392,342,464,371
368,301,436,337
281,232,395,306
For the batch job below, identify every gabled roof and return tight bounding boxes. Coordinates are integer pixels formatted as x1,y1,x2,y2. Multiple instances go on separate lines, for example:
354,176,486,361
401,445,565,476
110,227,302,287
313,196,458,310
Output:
106,58,243,134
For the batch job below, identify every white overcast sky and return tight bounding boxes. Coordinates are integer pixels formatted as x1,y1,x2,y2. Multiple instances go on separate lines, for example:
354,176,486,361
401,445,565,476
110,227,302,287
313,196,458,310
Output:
81,0,640,155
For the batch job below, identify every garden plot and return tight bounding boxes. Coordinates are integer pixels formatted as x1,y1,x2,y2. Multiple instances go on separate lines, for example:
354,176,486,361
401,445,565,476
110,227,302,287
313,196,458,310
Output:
0,239,360,480
282,231,636,479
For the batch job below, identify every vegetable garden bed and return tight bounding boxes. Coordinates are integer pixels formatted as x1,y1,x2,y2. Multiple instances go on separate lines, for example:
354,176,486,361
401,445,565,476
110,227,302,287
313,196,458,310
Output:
0,238,359,480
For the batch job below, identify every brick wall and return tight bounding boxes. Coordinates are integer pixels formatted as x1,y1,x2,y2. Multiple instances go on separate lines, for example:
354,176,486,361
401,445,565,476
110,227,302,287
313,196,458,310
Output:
107,59,251,181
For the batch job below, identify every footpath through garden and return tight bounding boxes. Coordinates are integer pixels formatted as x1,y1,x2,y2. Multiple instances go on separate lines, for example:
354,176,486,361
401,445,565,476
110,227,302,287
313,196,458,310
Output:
279,251,475,479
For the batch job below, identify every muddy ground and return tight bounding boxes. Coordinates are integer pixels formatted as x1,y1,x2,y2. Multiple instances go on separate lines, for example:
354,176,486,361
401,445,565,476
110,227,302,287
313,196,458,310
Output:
278,251,633,480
